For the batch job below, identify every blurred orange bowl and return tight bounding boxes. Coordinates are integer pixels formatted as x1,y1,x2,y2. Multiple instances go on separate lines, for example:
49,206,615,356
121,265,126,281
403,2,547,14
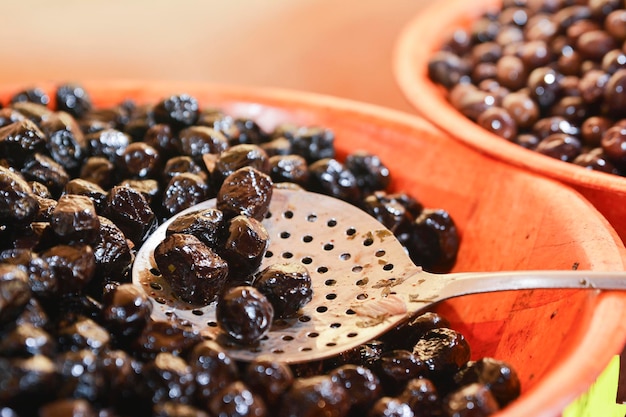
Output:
3,80,626,417
393,0,626,245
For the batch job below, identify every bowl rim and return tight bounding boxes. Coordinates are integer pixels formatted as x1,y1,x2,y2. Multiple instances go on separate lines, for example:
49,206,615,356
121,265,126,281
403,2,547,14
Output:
502,291,626,417
4,79,626,417
392,0,626,197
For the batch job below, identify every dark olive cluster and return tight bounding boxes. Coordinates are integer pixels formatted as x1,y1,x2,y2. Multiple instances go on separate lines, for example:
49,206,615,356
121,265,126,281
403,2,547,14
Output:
0,83,515,416
157,201,313,345
428,0,626,176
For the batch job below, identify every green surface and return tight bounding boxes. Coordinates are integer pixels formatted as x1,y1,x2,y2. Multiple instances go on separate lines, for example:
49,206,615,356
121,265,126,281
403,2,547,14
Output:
563,355,626,417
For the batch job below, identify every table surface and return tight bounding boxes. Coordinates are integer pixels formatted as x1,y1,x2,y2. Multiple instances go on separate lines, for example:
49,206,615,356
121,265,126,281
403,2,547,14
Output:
0,0,435,113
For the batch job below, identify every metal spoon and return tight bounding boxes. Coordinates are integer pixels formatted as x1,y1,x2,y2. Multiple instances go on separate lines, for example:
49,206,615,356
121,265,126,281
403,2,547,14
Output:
131,188,626,363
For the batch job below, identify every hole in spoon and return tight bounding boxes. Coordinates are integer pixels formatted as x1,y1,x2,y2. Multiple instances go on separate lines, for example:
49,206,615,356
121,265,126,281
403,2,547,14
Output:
356,278,369,286
274,319,289,327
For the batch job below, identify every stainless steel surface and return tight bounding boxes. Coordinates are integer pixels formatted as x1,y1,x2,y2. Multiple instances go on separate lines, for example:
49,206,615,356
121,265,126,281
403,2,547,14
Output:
132,189,626,363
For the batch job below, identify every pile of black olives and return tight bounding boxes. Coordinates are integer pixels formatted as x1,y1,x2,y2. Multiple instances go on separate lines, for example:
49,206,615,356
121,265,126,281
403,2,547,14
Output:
428,0,626,176
0,83,519,416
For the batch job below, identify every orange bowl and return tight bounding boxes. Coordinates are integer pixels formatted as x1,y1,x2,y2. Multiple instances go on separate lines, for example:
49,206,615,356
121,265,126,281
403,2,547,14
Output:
2,80,626,416
393,0,626,244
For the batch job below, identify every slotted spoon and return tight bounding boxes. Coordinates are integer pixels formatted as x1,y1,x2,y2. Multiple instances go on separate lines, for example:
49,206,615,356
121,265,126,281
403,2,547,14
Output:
132,188,626,363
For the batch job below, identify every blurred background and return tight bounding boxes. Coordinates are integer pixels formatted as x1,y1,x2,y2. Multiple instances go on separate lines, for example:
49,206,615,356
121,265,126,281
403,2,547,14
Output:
2,0,434,113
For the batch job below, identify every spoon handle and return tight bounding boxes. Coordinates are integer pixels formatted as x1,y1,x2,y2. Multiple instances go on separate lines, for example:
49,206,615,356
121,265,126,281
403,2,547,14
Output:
436,270,626,301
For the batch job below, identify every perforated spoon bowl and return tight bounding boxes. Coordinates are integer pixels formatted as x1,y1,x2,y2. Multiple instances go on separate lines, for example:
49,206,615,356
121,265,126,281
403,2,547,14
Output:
132,188,626,363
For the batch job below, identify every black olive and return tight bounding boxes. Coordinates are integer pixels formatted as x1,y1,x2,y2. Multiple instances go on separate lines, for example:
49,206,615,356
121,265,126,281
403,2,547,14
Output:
152,94,199,130
278,375,350,417
208,381,268,417
216,167,273,221
216,286,274,345
55,83,92,119
443,383,500,417
101,283,152,340
187,340,239,404
252,262,313,318
143,352,196,405
453,357,521,408
154,233,229,305
245,358,294,407
413,328,471,393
